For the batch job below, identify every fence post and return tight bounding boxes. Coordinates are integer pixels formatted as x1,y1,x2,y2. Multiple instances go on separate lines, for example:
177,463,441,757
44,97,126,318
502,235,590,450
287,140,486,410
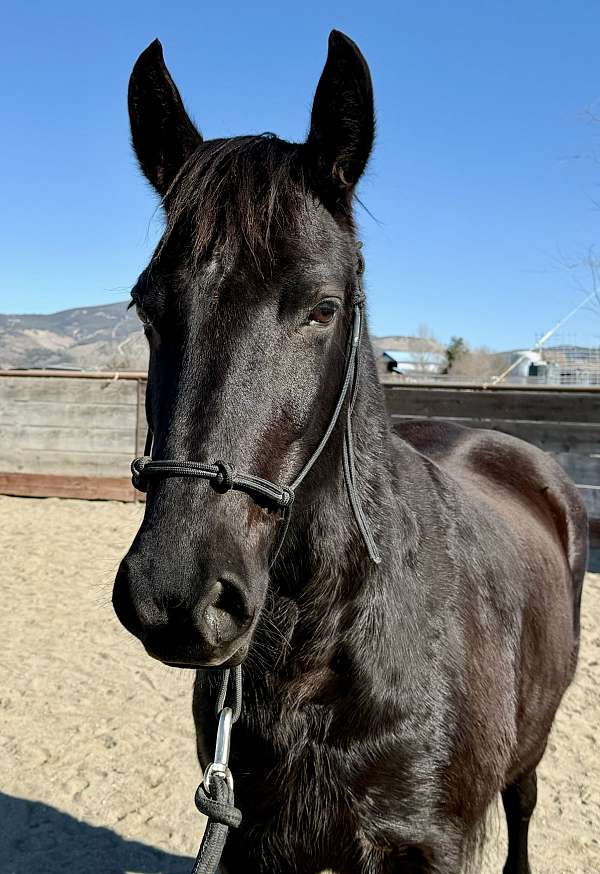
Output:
134,378,148,502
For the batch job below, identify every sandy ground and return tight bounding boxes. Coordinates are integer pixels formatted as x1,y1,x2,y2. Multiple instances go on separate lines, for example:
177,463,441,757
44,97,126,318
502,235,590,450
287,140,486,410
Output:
0,495,597,874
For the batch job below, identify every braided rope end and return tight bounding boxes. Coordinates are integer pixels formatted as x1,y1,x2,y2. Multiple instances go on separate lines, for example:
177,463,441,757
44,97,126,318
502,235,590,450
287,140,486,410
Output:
194,777,242,829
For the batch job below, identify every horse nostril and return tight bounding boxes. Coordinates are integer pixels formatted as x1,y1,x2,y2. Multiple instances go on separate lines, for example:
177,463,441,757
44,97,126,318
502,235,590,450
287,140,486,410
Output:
202,579,251,645
162,595,190,623
215,578,249,618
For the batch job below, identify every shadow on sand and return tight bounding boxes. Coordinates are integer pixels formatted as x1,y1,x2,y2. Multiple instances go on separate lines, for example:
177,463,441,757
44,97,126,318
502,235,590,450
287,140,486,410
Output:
0,791,194,873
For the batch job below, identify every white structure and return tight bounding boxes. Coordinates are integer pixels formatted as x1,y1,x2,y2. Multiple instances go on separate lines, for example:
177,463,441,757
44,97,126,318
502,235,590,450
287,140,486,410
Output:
372,336,446,381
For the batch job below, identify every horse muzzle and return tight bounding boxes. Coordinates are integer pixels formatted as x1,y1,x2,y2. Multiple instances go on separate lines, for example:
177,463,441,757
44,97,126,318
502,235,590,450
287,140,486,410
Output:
112,561,256,668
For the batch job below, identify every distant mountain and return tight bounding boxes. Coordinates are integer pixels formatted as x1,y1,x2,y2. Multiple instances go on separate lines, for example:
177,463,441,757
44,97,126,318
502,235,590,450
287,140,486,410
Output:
0,300,441,373
0,301,148,371
371,334,444,355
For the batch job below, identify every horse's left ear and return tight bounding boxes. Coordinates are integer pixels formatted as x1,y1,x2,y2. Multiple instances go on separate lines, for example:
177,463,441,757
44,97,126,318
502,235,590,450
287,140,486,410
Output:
306,30,374,202
128,40,202,196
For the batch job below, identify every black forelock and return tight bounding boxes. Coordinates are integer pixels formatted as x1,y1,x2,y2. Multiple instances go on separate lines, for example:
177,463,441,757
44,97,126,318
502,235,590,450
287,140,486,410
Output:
156,134,318,274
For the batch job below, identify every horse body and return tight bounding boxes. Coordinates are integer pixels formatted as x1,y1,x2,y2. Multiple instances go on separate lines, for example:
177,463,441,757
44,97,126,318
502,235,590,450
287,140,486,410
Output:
114,29,588,874
193,414,586,873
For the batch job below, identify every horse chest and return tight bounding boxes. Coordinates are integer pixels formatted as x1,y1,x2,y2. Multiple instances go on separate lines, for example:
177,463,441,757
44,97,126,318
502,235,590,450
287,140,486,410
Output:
223,707,451,873
231,697,443,820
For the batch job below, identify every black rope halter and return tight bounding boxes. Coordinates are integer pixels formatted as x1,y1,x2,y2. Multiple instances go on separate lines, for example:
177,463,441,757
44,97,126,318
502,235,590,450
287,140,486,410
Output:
131,246,381,566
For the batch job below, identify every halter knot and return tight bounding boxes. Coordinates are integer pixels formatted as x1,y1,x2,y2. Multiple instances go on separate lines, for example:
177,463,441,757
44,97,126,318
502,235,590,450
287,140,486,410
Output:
131,456,151,492
212,460,235,494
279,487,295,510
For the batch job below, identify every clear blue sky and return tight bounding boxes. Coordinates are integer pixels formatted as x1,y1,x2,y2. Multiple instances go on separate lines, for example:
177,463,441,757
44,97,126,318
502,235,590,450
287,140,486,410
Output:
1,1,599,350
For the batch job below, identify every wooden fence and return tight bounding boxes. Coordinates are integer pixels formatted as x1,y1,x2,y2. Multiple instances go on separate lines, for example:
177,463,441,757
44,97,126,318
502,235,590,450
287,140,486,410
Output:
0,371,146,502
1,372,599,550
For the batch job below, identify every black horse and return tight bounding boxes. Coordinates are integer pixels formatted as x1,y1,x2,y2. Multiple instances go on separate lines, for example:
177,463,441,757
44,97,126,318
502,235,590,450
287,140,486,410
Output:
113,31,588,874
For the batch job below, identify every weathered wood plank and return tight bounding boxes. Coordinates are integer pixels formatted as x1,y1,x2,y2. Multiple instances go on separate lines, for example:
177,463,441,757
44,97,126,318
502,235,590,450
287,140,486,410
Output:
391,416,600,455
0,376,137,405
0,400,137,430
0,472,136,501
0,369,146,379
578,486,600,521
0,424,134,453
0,447,133,477
382,381,600,394
384,386,600,423
553,453,600,488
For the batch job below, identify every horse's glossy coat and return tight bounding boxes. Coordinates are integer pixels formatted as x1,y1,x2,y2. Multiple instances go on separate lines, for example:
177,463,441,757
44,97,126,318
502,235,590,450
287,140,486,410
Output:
113,31,587,873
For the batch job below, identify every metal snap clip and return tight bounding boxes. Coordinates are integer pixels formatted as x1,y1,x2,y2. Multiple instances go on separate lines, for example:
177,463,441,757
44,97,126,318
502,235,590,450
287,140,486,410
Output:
203,706,234,793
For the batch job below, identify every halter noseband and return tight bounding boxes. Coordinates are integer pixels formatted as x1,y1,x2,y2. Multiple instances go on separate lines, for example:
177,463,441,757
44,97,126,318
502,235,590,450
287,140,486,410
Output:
131,247,381,565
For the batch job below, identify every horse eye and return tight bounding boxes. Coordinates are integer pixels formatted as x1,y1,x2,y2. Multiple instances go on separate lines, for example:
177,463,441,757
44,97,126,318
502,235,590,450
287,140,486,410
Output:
308,299,340,326
134,302,152,328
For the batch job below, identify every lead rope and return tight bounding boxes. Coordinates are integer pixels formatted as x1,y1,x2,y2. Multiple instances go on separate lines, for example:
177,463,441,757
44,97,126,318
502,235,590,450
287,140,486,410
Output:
191,665,242,874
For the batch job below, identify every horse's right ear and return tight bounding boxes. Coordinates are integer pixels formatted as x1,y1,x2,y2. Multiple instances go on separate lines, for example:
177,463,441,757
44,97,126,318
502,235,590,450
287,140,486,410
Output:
128,40,202,196
305,30,374,208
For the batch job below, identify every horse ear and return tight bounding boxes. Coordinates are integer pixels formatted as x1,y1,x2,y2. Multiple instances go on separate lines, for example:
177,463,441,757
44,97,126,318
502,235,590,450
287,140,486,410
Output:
128,40,202,196
306,30,374,202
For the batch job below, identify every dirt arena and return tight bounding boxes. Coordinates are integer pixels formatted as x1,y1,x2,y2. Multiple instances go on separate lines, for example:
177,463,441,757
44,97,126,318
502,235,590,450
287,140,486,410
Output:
0,495,598,873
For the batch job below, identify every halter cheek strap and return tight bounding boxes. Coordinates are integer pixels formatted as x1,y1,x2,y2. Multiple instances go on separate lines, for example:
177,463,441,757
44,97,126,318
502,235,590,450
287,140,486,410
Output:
131,252,381,566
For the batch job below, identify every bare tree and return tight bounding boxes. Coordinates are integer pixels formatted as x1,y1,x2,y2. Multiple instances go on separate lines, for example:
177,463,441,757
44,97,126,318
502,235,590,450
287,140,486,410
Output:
449,346,504,381
561,247,600,319
409,323,444,374
560,104,600,318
